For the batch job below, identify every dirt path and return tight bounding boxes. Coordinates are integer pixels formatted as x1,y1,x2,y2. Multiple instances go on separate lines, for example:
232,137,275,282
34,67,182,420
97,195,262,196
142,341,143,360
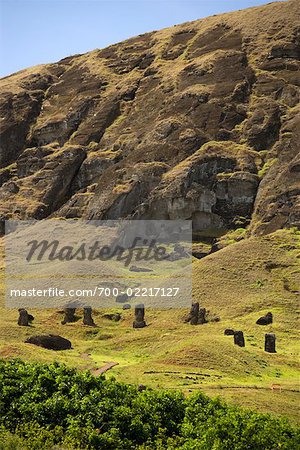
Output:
92,362,119,376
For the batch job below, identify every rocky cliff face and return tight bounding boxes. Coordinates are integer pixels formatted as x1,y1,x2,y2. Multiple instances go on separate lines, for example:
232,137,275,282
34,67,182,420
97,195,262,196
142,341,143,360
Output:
0,0,299,237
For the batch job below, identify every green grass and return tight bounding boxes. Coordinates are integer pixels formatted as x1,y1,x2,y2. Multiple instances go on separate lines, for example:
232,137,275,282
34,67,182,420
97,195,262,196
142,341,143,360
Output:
258,158,278,178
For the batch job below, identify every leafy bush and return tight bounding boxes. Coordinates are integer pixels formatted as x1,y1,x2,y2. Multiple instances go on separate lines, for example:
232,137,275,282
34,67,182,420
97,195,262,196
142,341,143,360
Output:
0,360,299,449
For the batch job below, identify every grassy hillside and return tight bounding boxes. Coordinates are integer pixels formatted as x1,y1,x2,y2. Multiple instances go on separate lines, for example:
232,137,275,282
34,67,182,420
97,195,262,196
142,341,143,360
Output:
0,229,299,423
1,360,299,450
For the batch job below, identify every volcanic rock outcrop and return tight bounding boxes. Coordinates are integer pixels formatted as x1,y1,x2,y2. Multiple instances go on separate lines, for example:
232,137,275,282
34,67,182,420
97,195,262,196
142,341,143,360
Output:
0,0,299,237
25,334,72,350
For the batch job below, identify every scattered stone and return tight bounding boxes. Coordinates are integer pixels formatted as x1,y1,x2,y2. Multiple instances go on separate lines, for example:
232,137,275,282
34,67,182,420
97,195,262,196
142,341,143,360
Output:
61,308,76,324
129,265,153,272
224,329,235,335
83,306,96,326
265,333,276,353
18,308,29,326
256,312,273,325
167,252,182,261
123,303,131,310
190,303,200,325
234,331,245,347
116,293,129,303
103,313,121,321
133,303,147,328
25,334,72,350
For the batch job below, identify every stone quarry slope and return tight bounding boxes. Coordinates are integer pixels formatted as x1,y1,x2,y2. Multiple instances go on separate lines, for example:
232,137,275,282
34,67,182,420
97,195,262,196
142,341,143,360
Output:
0,0,299,236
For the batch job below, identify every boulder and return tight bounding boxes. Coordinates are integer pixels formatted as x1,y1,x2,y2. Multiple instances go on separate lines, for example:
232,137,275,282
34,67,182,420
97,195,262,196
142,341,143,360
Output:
185,302,199,325
25,334,72,350
256,312,273,325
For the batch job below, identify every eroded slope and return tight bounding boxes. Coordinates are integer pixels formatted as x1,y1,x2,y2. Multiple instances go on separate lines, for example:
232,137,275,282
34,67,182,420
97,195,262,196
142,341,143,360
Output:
0,0,299,236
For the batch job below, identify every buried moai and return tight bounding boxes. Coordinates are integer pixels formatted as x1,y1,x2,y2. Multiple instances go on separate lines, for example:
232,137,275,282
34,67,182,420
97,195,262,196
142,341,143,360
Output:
224,329,235,335
234,331,245,347
265,333,276,353
18,309,34,326
61,308,76,325
83,307,96,326
133,304,147,328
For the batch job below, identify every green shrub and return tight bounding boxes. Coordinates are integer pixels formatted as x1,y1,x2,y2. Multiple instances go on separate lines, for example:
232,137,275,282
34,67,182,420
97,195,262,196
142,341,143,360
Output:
0,360,299,449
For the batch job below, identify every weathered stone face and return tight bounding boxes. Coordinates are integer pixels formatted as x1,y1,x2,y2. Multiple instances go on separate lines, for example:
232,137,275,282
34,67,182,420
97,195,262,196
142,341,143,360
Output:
83,307,96,327
0,0,299,235
265,333,276,353
133,304,146,328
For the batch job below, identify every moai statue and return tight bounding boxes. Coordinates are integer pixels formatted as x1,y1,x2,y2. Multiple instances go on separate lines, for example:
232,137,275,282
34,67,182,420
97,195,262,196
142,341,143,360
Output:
185,302,199,325
173,243,186,257
61,308,76,325
83,307,96,326
256,312,273,325
133,304,146,328
265,333,276,353
265,312,273,324
234,331,245,347
28,313,35,323
18,308,29,326
198,308,207,324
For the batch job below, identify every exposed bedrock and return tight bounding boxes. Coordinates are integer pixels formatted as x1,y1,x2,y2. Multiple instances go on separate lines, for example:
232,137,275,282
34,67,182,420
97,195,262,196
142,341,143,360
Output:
133,141,260,236
0,0,299,236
